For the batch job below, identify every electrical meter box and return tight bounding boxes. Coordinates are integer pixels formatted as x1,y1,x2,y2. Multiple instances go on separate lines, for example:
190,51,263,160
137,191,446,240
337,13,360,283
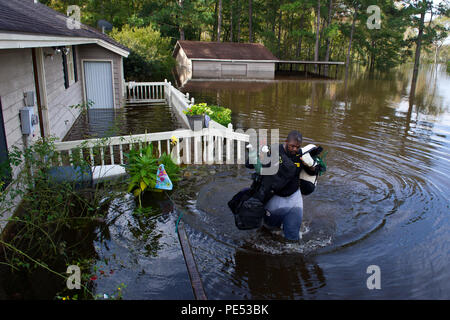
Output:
24,91,35,107
20,107,38,135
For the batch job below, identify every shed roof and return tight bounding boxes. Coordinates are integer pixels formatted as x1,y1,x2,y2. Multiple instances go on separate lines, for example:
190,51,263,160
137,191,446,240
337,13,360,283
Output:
173,40,278,61
0,0,129,55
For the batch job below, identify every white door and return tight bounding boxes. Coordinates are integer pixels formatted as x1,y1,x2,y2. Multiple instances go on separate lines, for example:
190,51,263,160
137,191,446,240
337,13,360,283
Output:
84,61,114,109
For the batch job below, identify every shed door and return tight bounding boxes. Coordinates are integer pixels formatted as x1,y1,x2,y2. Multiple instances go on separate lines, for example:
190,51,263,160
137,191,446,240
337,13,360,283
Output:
221,63,247,76
0,98,11,189
84,61,114,109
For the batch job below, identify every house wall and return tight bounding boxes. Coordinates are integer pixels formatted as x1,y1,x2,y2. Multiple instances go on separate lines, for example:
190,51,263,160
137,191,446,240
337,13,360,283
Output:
192,61,275,79
0,44,126,155
0,49,42,229
42,46,83,140
77,44,125,108
0,49,40,159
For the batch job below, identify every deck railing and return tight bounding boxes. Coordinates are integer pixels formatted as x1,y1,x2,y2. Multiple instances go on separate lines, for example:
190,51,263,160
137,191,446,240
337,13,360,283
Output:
54,81,248,168
53,125,249,167
125,80,193,128
126,81,166,103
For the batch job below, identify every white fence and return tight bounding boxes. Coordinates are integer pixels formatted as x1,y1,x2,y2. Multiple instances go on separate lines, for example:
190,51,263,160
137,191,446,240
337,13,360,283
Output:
53,125,249,167
125,80,193,128
53,81,249,167
126,81,166,103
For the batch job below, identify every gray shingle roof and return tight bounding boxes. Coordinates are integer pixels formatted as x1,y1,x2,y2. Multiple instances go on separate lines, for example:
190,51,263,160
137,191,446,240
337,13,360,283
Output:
0,0,129,52
174,40,279,61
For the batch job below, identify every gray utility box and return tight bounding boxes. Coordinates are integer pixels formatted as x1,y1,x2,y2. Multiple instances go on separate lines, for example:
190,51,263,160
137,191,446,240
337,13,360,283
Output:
20,107,37,135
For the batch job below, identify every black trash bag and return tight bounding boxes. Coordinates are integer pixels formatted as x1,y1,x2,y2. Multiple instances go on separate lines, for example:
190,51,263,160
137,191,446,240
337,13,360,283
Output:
228,188,266,230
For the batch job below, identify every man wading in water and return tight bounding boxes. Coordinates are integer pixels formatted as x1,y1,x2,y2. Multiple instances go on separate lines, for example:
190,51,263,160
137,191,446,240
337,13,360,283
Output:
229,130,305,243
261,131,303,242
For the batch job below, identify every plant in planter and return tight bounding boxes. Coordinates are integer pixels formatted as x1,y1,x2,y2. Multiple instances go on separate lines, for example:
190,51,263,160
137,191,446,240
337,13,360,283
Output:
183,103,232,128
123,143,180,210
183,103,209,130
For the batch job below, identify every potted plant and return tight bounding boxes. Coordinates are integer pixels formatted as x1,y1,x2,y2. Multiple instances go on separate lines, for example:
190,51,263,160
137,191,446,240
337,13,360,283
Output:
183,103,210,130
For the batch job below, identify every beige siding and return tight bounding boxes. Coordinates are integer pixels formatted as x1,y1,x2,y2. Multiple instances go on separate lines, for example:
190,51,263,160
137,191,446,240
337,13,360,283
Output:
42,46,83,140
192,60,275,79
0,49,40,159
77,44,125,108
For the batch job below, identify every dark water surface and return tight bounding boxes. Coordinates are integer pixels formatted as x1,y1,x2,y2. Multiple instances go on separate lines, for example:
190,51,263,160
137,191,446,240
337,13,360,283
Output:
173,64,450,299
64,103,184,141
87,65,448,300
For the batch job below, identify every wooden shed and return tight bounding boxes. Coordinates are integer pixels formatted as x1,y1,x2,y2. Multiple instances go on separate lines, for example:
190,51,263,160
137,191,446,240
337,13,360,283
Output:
173,40,279,83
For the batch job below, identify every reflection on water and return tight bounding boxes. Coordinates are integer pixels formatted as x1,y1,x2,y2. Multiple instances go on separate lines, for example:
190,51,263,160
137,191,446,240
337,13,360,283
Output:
64,103,185,141
174,64,450,299
92,193,194,300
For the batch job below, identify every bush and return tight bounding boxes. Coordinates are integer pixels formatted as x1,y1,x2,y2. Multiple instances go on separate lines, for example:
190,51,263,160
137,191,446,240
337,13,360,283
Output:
0,138,117,299
123,143,180,209
183,103,232,126
110,24,175,81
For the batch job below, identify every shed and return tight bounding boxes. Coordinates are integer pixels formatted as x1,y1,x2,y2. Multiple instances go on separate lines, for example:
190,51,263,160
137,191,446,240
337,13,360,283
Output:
172,40,279,83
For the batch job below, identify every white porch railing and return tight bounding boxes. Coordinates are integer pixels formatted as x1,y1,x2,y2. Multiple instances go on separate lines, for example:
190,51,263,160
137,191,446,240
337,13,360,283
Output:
54,80,248,168
125,80,194,128
53,125,249,167
125,81,166,103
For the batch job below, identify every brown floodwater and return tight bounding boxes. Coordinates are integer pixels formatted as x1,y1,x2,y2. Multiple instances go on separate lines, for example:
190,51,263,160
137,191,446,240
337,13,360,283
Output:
71,64,448,300
64,103,184,141
173,64,450,299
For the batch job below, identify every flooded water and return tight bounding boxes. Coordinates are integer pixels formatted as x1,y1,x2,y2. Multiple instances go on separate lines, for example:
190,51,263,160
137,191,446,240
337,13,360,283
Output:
172,64,450,299
64,103,185,141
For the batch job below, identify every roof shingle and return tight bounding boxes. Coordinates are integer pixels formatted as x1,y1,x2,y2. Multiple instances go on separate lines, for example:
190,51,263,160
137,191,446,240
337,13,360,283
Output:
174,40,278,61
0,0,128,52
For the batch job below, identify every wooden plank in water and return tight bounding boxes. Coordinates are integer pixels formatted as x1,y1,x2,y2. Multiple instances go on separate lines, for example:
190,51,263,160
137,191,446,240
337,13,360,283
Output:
177,222,207,300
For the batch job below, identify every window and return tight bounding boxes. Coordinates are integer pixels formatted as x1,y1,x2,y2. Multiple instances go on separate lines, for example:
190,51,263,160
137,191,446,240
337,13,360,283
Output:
62,46,78,89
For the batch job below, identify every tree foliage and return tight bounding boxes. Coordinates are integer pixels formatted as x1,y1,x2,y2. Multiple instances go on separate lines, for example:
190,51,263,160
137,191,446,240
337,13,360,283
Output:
110,24,174,81
42,0,449,77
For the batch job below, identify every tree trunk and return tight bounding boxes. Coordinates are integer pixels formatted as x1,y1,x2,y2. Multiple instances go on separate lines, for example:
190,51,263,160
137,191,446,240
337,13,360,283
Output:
369,40,375,73
230,0,234,41
324,0,333,76
249,0,253,42
217,0,222,42
410,10,425,99
212,0,218,41
237,0,241,42
296,14,304,58
314,0,321,73
345,9,357,82
277,2,283,57
178,0,185,40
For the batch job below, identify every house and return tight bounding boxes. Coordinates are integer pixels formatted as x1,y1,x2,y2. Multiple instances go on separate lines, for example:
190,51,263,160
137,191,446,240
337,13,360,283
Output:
0,0,129,186
172,40,279,85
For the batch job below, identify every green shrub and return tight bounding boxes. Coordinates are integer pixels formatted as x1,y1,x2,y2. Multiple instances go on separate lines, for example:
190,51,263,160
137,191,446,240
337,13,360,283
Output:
183,103,232,126
110,24,175,81
123,143,180,208
0,138,117,299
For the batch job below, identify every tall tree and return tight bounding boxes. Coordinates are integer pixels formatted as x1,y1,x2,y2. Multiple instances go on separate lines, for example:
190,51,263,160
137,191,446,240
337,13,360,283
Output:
314,0,321,72
218,0,222,41
278,1,283,57
345,8,357,81
237,0,241,42
249,0,253,42
324,0,334,75
178,0,185,40
230,0,234,41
